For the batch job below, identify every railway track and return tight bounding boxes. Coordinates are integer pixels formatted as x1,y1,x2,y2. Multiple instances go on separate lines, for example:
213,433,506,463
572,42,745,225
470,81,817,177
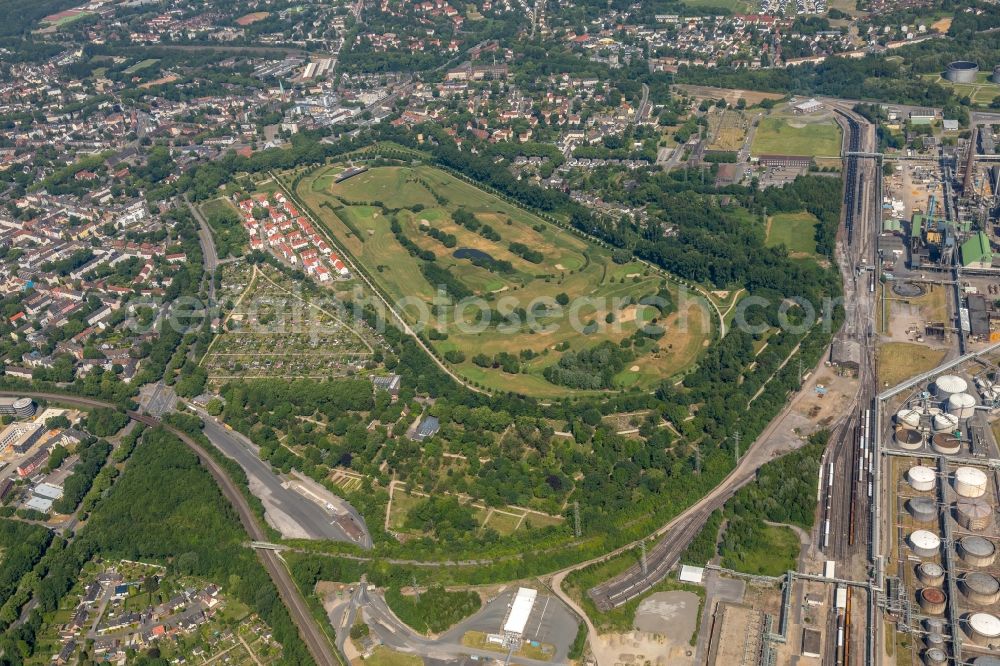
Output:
0,391,342,666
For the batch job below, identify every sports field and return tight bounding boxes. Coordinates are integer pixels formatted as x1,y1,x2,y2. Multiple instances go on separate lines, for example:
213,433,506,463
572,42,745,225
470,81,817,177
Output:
765,211,820,256
286,164,711,396
124,59,160,74
751,112,842,157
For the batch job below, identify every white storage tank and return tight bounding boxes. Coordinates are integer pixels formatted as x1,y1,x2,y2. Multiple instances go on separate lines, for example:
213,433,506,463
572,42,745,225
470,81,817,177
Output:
959,536,997,567
948,392,977,419
954,467,989,498
933,412,960,433
896,408,922,428
935,374,968,398
910,530,942,558
966,613,1000,647
908,465,937,492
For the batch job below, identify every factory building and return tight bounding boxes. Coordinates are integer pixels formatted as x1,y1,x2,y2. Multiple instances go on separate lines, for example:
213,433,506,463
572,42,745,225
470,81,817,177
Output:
502,588,537,646
961,231,994,269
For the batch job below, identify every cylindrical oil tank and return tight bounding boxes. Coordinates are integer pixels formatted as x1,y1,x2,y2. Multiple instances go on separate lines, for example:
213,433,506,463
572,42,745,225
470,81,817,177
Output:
923,647,948,665
948,393,978,419
918,587,947,614
909,497,939,523
933,412,960,433
956,498,994,531
897,408,923,428
973,656,1000,666
925,632,945,649
925,618,945,634
960,536,997,567
908,465,937,492
911,530,942,557
917,562,946,586
931,433,961,454
946,60,980,83
935,374,968,398
993,65,1000,85
897,427,925,450
962,573,1000,605
955,467,989,498
966,613,1000,646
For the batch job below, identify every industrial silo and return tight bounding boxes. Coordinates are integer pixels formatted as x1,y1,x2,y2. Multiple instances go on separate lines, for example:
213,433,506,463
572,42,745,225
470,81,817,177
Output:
908,465,937,492
961,573,1000,605
948,393,977,419
954,467,989,498
966,613,1000,647
918,587,948,615
945,61,980,84
910,530,942,557
917,562,946,586
933,412,960,433
931,433,961,455
959,536,997,567
935,374,968,399
956,498,994,531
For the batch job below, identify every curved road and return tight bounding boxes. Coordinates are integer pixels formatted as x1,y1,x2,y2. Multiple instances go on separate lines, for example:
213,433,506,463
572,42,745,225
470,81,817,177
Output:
0,391,340,666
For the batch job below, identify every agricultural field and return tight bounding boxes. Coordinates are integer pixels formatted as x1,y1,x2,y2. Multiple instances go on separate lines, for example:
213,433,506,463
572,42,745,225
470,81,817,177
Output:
201,263,382,387
285,163,711,396
764,211,820,257
751,107,843,157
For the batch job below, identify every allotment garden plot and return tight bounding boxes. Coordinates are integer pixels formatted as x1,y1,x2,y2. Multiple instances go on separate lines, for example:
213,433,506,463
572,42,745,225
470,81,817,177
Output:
285,164,711,396
202,263,380,386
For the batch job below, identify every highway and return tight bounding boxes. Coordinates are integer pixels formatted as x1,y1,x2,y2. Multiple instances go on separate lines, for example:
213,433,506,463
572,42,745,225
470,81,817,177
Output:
0,391,341,666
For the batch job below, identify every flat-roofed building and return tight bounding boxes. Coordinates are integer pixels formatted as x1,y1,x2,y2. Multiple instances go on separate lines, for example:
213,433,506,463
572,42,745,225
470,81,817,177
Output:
0,396,35,419
502,587,537,646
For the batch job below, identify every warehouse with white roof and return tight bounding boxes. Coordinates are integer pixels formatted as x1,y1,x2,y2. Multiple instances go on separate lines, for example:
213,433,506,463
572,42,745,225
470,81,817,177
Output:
502,588,537,646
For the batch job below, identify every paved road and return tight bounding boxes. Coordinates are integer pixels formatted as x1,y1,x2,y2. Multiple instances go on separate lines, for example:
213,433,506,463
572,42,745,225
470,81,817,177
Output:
183,193,219,302
0,391,341,666
197,410,371,547
356,587,574,666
